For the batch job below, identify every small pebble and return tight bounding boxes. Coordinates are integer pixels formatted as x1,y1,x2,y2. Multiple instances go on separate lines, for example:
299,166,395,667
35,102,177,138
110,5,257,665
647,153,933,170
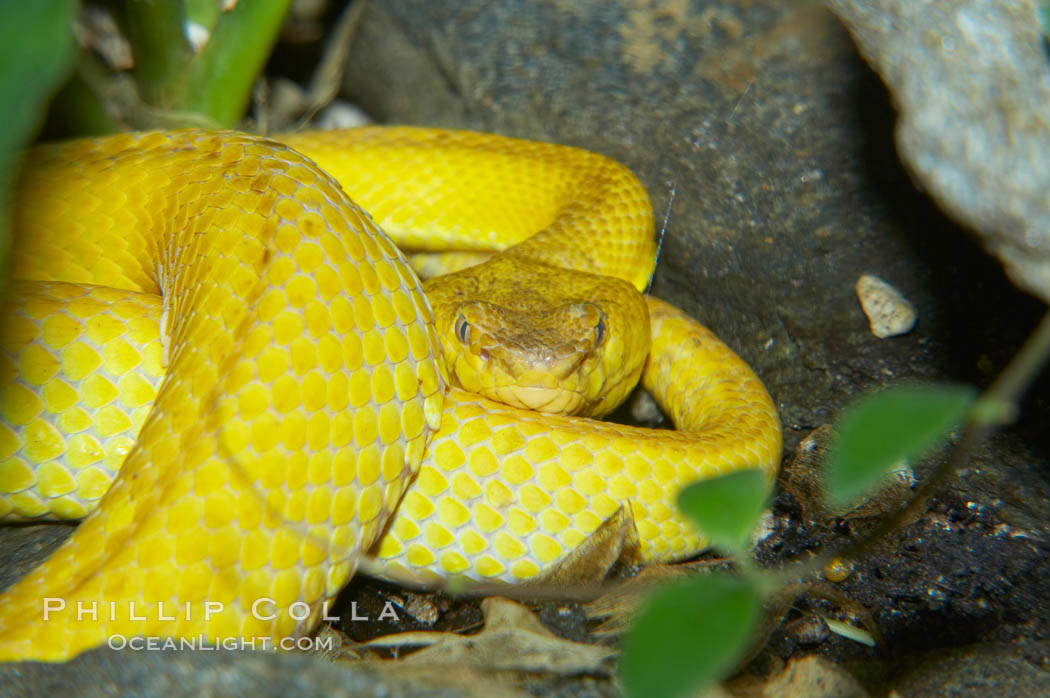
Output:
751,510,777,546
628,389,663,424
315,101,373,130
786,614,830,645
856,274,917,338
400,592,439,627
823,557,853,583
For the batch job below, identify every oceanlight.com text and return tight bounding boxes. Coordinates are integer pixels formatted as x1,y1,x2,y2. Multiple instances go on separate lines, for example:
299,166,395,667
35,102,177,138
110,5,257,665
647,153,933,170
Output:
107,634,336,652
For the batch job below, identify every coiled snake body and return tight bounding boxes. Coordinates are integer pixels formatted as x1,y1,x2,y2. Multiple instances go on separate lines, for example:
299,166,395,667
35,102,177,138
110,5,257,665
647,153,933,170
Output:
0,127,780,660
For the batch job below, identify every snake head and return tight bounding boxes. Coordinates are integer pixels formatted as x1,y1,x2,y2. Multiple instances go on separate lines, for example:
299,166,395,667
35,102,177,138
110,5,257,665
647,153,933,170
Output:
425,260,651,418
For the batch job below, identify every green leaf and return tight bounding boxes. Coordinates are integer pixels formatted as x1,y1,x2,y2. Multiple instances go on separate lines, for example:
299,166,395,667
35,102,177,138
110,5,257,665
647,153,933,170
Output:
676,469,769,554
620,575,760,698
0,0,77,286
826,384,977,508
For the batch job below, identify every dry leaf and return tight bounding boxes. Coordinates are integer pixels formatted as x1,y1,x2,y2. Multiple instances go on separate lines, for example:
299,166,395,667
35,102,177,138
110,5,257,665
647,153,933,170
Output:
583,563,689,639
370,597,616,676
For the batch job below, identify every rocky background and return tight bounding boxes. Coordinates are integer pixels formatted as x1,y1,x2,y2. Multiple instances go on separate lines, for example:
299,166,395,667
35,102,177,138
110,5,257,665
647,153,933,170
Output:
3,1,1050,695
332,2,1050,689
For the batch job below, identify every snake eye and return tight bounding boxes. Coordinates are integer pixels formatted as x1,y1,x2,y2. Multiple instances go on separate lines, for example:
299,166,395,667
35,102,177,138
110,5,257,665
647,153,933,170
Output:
455,314,470,344
595,316,606,346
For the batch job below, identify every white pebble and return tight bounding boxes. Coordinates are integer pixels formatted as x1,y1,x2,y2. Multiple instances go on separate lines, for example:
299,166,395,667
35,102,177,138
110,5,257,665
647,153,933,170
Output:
856,274,917,338
315,102,373,130
751,510,777,547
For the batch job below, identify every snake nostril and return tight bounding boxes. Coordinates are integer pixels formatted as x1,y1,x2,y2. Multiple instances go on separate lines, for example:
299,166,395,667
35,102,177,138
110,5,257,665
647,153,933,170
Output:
455,314,471,344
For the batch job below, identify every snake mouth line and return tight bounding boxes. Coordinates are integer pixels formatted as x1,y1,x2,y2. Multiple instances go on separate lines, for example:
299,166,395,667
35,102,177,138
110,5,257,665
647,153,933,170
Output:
491,384,586,415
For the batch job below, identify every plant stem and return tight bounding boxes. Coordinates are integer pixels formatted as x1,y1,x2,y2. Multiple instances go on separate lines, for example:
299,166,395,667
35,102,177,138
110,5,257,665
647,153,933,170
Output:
973,309,1050,425
177,0,293,127
121,0,191,108
766,308,1050,589
839,308,1050,562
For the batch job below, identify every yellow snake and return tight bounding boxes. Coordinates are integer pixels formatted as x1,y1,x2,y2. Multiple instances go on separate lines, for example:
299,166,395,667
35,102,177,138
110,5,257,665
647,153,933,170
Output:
0,127,781,661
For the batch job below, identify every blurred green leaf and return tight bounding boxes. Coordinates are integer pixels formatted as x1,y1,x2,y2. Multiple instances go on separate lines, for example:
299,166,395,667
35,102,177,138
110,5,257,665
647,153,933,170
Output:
826,384,976,508
0,0,77,285
677,469,769,554
619,575,759,698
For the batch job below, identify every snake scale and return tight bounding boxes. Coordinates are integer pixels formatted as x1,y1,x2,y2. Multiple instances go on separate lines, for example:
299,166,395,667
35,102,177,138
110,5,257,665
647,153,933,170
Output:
0,127,781,661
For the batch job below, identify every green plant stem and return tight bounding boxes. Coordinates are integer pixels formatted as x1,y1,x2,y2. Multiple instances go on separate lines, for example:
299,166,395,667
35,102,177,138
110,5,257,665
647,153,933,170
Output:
729,552,779,598
185,0,221,32
177,0,293,126
121,0,191,108
796,307,1050,577
759,308,1050,593
972,308,1050,425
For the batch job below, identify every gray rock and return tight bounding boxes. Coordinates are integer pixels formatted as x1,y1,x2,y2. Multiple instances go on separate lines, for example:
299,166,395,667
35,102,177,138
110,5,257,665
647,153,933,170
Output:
0,646,474,698
0,524,73,593
829,0,1050,306
887,643,1050,697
